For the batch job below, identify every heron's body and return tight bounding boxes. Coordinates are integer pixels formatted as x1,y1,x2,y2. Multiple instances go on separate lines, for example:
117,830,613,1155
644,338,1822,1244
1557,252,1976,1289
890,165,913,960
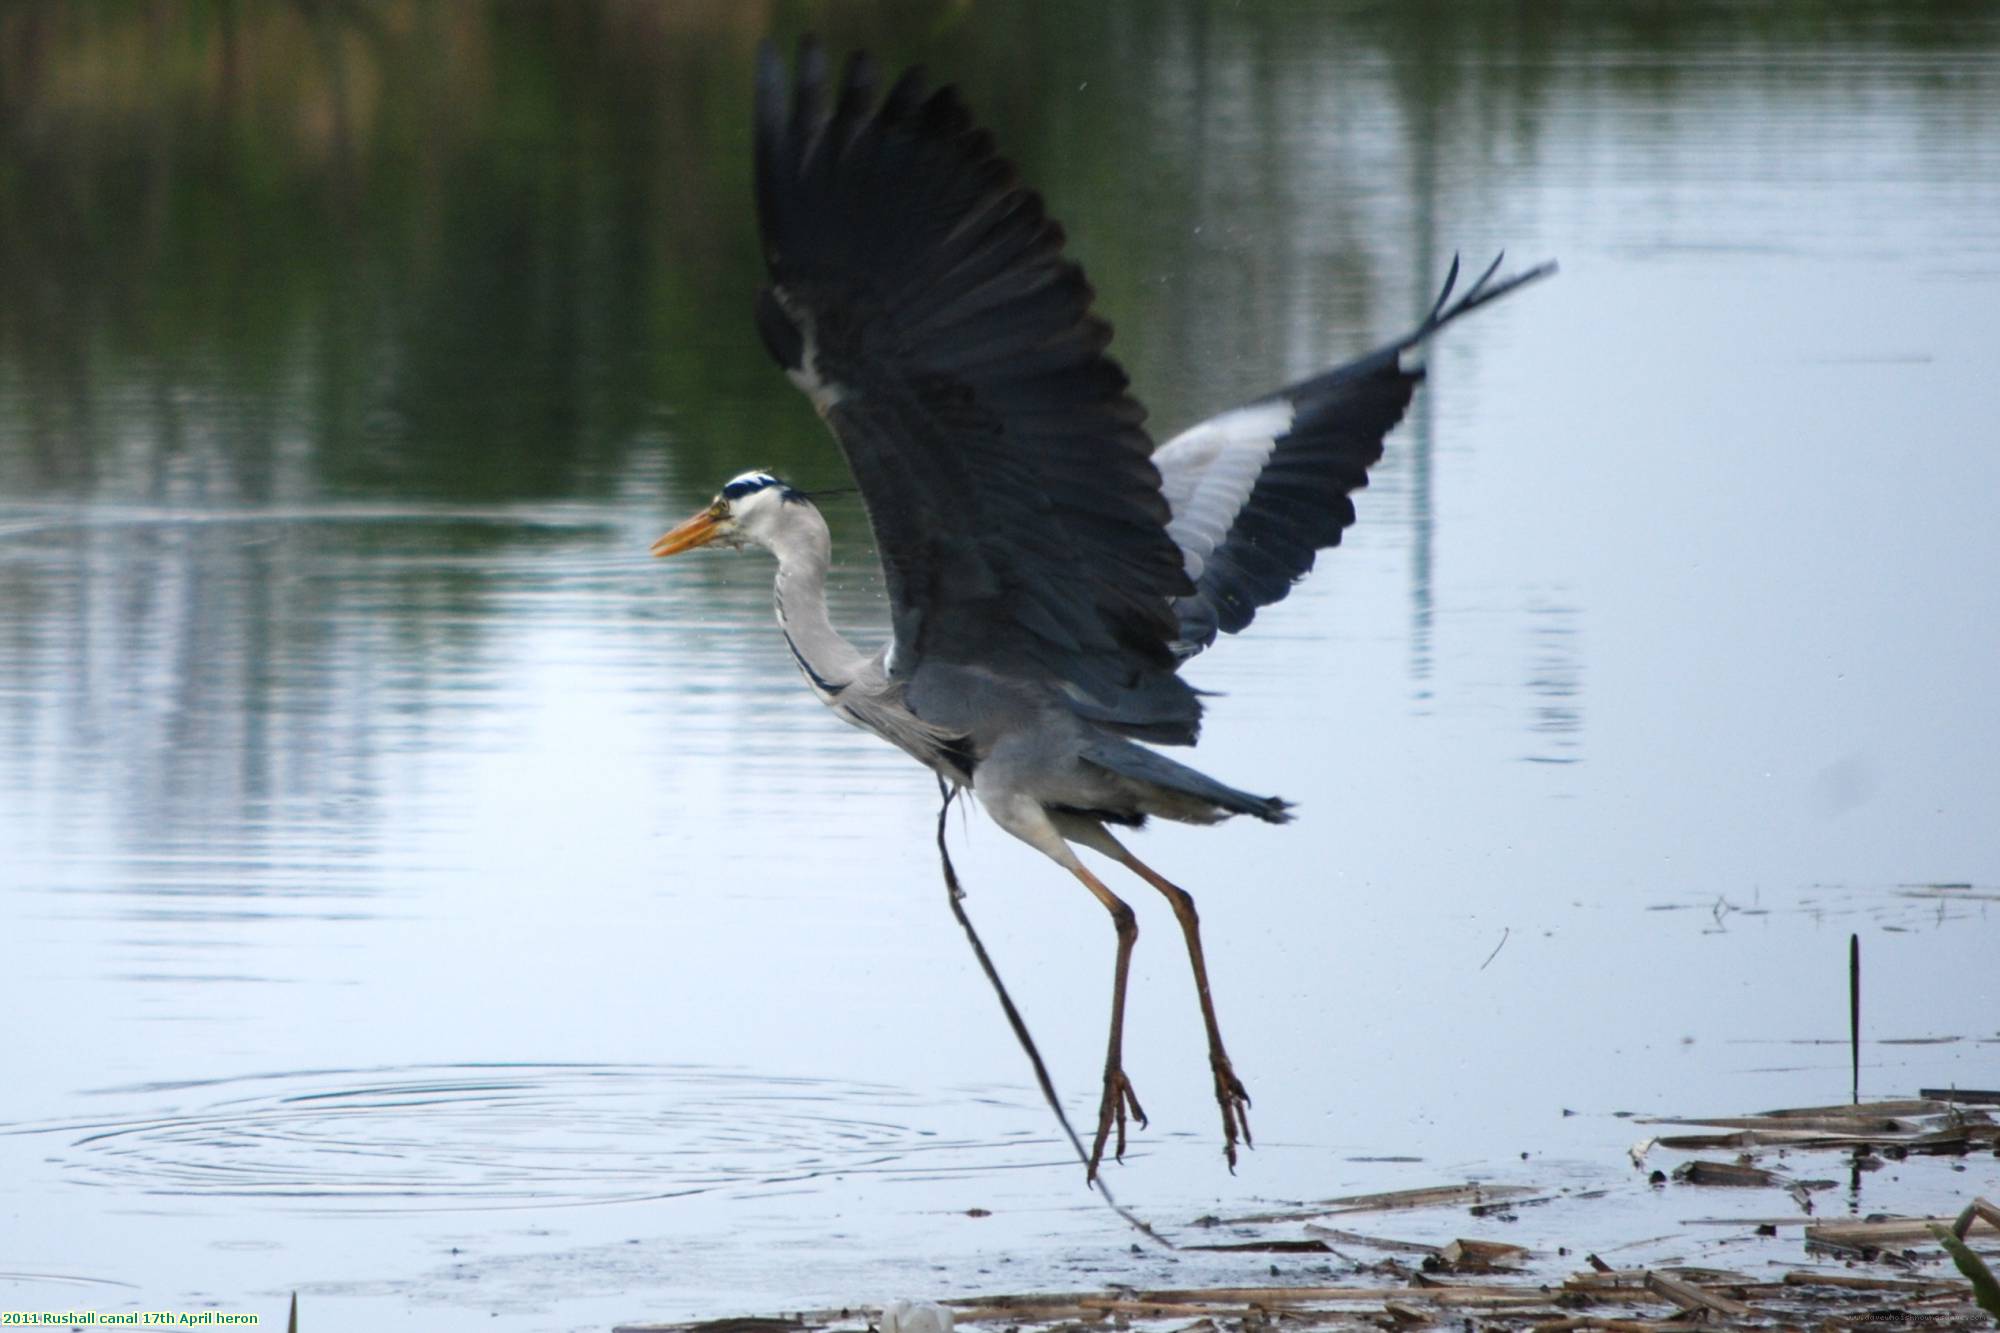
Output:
725,476,1289,828
654,40,1550,1176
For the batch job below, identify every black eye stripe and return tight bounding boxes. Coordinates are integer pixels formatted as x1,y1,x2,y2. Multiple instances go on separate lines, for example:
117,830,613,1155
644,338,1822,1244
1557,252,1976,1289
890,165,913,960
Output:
722,474,777,500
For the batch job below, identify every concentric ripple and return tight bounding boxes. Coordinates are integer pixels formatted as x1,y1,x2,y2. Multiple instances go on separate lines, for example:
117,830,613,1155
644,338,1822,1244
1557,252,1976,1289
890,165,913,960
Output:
2,1064,1056,1210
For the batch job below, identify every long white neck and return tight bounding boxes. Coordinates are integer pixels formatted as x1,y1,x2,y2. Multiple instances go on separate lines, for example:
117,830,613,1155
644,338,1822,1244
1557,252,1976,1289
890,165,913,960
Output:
766,502,868,697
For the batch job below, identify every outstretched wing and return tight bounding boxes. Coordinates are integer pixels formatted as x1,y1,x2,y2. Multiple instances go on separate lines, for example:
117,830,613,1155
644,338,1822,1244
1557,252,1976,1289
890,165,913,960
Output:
1158,255,1554,657
754,40,1201,744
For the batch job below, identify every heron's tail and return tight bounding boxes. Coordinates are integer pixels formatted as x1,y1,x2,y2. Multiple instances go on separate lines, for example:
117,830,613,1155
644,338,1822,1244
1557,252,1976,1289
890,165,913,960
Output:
1079,737,1293,825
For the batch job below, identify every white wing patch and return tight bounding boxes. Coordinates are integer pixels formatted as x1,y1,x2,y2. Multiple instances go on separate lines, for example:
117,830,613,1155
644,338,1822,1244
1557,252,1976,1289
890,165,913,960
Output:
780,297,847,416
785,362,845,415
1152,399,1294,580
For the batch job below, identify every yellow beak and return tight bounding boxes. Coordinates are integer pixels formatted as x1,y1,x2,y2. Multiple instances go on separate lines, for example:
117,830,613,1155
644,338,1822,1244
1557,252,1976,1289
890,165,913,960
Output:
651,506,725,557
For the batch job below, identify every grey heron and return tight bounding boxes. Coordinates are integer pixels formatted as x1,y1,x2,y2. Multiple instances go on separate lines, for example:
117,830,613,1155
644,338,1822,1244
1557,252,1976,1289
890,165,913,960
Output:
654,39,1550,1178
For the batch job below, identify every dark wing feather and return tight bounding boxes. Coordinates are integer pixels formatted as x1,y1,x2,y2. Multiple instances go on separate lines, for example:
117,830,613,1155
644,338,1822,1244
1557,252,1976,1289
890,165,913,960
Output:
755,40,1201,743
1159,255,1555,656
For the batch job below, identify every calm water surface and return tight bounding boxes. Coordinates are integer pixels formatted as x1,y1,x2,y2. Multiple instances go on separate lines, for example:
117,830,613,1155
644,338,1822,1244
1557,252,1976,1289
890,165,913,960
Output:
2,4,1997,1329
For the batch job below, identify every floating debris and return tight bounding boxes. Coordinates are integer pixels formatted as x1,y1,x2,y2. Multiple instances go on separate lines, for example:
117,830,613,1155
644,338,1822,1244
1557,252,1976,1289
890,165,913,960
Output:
621,1095,2000,1333
1644,1095,1999,1154
620,1261,1996,1333
1807,1213,2000,1252
1216,1181,1540,1226
1672,1159,1790,1187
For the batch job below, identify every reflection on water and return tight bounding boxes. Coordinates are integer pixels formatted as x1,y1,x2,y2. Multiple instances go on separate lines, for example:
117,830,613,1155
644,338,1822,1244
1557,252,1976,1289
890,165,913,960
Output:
3,2,1999,1328
1521,601,1582,767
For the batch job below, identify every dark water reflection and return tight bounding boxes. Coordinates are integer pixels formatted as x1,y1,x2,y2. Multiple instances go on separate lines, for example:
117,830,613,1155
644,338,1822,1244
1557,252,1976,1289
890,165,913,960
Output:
4,3,1999,1328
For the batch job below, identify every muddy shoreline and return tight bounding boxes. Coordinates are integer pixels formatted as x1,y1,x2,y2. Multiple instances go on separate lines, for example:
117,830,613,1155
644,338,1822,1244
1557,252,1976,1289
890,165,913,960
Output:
618,1094,2000,1333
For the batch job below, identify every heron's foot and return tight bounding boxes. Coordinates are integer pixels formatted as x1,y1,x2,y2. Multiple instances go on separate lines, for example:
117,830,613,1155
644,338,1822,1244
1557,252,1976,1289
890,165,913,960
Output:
1086,1067,1147,1181
1210,1051,1254,1171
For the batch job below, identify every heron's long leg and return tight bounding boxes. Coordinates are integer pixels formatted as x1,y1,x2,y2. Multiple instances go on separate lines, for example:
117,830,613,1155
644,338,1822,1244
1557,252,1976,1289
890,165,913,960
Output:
1124,850,1253,1167
1089,833,1253,1171
985,798,1149,1179
1065,863,1148,1180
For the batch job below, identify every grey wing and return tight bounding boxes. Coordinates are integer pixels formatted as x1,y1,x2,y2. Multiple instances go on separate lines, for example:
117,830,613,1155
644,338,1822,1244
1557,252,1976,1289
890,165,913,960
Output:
835,649,981,785
1157,255,1554,657
753,41,1202,745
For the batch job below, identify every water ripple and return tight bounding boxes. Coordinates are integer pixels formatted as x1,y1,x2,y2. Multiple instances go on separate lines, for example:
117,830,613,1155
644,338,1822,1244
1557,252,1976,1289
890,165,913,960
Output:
1,1063,1058,1212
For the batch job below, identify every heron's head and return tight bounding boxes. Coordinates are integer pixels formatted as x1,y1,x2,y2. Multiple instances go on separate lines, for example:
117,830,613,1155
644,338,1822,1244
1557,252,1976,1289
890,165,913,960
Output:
650,470,809,558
